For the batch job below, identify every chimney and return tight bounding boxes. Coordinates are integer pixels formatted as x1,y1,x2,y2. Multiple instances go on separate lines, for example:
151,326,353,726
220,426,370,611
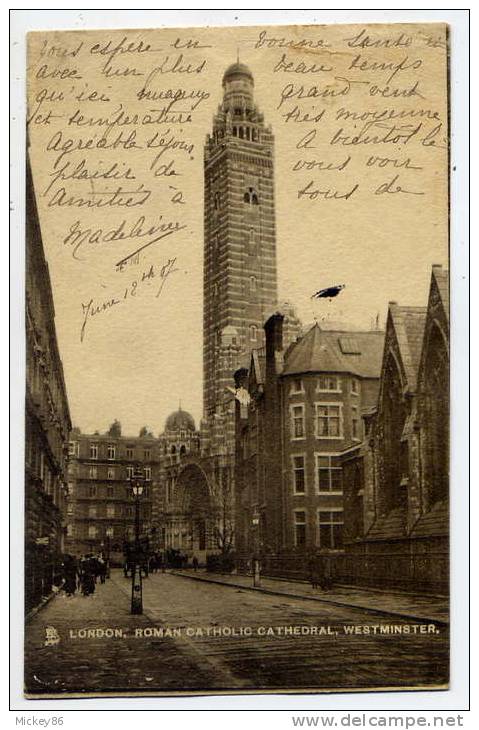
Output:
264,312,284,360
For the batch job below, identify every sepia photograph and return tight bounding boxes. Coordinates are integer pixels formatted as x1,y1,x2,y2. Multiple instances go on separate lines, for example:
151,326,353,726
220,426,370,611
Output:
20,17,454,699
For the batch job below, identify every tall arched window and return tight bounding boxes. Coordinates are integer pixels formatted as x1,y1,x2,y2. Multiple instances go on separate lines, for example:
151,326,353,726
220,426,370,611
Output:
214,192,220,210
249,324,258,342
421,324,449,507
244,187,259,205
380,355,407,515
250,276,257,293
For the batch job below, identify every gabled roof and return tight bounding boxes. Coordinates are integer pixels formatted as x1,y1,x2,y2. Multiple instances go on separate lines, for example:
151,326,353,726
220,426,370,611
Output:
432,265,449,322
365,506,407,541
388,305,427,391
281,323,384,379
410,499,448,538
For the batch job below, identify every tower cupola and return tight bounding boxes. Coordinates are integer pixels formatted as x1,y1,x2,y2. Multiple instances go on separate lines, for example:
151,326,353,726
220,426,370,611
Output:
222,61,254,114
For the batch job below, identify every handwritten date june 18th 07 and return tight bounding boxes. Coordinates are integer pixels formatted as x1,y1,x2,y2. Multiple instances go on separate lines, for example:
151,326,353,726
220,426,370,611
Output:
80,258,179,342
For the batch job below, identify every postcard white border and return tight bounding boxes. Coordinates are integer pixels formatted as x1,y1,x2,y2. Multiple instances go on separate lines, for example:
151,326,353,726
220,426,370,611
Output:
9,6,469,716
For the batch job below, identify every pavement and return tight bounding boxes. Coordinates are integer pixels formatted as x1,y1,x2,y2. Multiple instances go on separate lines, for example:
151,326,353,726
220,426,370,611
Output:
171,569,449,624
24,569,449,697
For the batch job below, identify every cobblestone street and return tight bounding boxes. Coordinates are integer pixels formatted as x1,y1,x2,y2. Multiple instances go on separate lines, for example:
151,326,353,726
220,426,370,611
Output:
25,570,448,697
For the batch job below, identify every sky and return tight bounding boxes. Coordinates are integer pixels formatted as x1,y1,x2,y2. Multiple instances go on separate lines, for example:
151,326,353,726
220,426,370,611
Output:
27,23,448,436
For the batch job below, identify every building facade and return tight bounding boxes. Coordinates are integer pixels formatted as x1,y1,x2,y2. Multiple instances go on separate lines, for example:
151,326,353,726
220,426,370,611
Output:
25,155,72,610
156,408,206,555
153,61,281,563
342,266,449,593
234,312,384,570
202,61,278,465
66,423,158,562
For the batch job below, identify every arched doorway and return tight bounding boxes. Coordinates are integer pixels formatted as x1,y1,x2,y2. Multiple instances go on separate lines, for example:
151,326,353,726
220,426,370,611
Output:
172,463,214,559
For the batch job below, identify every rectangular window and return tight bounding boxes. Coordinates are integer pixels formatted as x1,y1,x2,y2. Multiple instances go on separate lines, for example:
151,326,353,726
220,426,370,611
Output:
290,378,303,395
107,467,115,479
67,482,74,495
107,485,114,498
89,485,97,498
67,503,74,515
68,441,78,456
107,445,116,460
90,443,98,460
351,378,360,395
352,406,361,440
291,404,305,439
144,450,151,460
106,526,114,537
315,454,343,493
318,509,344,549
144,467,151,481
294,510,307,547
88,525,98,539
317,375,341,392
67,524,74,537
315,403,343,438
126,466,134,479
126,448,134,460
89,466,97,479
291,455,306,495
106,504,115,519
88,505,97,518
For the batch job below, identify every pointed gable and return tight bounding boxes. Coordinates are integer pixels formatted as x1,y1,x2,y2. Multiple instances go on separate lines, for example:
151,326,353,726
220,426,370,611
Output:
431,264,449,323
384,305,427,393
417,265,449,378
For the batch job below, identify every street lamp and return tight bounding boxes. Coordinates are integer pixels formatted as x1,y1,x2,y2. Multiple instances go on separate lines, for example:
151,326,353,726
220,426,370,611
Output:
252,510,261,587
129,469,145,615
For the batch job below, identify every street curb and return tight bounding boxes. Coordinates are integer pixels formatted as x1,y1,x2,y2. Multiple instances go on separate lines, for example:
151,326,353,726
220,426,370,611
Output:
264,575,447,600
25,590,58,623
171,571,449,627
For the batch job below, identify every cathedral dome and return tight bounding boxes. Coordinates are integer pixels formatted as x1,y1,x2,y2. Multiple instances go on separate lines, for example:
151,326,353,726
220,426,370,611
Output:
165,408,196,433
222,62,254,85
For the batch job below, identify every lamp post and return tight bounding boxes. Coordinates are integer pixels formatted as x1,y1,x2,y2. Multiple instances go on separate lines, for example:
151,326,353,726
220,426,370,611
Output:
129,469,145,615
252,510,261,587
105,531,112,578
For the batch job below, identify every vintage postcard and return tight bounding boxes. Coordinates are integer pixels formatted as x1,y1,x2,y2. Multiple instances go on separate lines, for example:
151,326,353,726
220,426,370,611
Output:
24,22,449,697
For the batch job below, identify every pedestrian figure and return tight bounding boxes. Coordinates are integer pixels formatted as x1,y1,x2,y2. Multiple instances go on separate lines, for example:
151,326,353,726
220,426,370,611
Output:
97,557,106,584
62,555,78,596
80,556,96,596
308,553,321,590
320,553,333,591
192,555,199,572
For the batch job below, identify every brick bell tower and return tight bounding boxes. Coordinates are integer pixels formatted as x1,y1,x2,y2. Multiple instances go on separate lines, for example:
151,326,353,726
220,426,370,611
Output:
203,61,278,425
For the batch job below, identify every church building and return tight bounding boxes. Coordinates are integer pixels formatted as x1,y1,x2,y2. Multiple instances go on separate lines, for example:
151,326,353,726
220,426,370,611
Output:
202,61,279,458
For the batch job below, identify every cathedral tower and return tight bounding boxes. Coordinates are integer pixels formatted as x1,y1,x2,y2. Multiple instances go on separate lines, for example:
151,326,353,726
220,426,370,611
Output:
203,62,278,419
